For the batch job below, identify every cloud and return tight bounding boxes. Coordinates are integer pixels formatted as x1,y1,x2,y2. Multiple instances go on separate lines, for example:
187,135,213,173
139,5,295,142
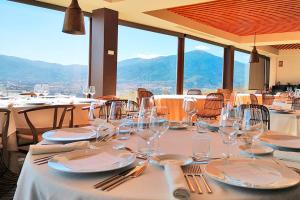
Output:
195,45,210,51
136,54,162,59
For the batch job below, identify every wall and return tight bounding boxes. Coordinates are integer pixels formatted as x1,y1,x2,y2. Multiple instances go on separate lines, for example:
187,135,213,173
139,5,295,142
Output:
273,49,300,85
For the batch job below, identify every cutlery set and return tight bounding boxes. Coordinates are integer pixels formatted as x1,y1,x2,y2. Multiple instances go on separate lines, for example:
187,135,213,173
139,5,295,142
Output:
182,164,212,194
94,162,148,191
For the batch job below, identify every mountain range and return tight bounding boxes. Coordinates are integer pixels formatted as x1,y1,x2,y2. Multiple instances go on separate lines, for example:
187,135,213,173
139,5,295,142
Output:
0,50,248,94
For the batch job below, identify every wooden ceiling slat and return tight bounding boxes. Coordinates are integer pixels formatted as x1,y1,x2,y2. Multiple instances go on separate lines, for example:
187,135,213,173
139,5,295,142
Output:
168,0,300,36
272,44,300,50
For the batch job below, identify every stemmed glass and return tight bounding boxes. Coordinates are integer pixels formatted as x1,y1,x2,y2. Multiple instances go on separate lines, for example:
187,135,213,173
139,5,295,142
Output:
89,86,96,98
136,108,157,157
34,84,43,97
218,106,240,160
82,87,89,98
183,96,197,126
42,84,49,96
240,108,264,158
149,106,169,155
139,97,155,116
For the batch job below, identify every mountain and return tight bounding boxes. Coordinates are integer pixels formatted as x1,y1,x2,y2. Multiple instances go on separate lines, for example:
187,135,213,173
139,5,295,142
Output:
0,50,248,94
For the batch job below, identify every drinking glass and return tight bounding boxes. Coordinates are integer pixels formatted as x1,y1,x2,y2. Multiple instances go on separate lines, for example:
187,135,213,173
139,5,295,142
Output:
82,87,89,98
192,134,211,161
139,97,155,115
89,86,96,98
34,84,42,97
149,106,169,155
218,107,240,159
126,100,138,117
183,96,197,126
136,109,157,157
240,108,264,158
42,84,49,96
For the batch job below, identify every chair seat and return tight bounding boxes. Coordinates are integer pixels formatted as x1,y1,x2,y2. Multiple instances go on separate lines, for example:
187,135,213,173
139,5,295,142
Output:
197,109,220,118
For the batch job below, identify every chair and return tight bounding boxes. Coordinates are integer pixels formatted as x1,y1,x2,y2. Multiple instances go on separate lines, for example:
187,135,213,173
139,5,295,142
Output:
18,105,75,145
187,89,202,95
137,89,154,106
292,98,300,110
250,94,258,104
262,94,275,105
240,104,270,130
0,109,18,199
197,93,224,119
217,89,232,104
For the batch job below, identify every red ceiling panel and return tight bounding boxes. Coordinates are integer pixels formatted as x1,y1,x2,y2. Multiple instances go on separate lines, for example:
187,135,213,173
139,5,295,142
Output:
168,0,300,36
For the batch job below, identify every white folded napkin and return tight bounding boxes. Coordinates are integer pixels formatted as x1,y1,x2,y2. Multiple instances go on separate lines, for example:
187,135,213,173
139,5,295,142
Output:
30,141,90,155
163,162,190,200
273,150,300,170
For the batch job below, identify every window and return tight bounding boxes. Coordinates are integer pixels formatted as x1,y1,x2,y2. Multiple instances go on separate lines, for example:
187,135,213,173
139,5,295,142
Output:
117,25,177,100
233,51,250,92
0,1,89,96
183,38,224,94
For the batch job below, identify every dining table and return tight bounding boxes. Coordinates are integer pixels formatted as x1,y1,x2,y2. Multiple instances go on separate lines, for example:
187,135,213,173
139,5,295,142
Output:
0,97,102,152
154,94,263,121
14,128,300,200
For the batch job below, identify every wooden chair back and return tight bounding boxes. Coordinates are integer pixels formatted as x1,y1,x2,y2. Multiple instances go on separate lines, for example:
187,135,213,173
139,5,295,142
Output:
250,94,259,104
18,105,75,144
262,94,275,105
137,90,154,105
0,108,10,167
292,98,300,110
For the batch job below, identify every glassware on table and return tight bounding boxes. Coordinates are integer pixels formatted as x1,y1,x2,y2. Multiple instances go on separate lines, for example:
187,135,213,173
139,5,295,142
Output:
34,84,43,97
89,86,96,98
183,96,197,126
82,87,89,98
239,108,264,158
218,106,240,160
192,134,211,161
149,106,169,155
42,84,49,96
136,109,157,157
88,103,103,142
125,100,138,117
139,96,155,116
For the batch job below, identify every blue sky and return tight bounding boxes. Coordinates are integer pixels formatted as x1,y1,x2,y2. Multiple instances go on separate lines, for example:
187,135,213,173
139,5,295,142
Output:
0,0,248,65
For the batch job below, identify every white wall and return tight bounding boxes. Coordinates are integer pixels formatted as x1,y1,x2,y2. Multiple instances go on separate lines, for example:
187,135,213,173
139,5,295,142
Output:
272,49,300,85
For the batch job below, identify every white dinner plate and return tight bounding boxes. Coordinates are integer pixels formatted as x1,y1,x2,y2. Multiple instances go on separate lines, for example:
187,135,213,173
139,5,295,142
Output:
150,154,193,167
260,135,300,150
205,157,300,190
48,148,136,173
239,144,274,155
271,109,294,114
42,127,96,142
26,102,47,105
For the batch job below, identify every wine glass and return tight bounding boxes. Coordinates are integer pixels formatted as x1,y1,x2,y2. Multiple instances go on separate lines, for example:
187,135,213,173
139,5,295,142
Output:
149,106,169,155
218,106,240,160
126,100,138,117
89,86,96,98
139,97,155,116
34,84,42,97
240,108,264,158
136,109,157,157
42,84,49,96
82,87,89,98
183,96,197,126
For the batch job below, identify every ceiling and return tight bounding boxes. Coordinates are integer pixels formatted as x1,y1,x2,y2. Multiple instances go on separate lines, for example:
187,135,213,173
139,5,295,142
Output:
272,44,300,50
15,0,300,56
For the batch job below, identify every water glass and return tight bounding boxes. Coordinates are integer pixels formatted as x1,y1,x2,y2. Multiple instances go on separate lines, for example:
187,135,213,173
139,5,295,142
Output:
183,96,197,126
89,86,96,98
192,134,211,160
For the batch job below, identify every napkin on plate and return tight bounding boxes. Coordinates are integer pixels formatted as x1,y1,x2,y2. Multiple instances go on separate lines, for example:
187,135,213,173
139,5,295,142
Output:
273,150,300,170
30,141,90,155
163,162,190,200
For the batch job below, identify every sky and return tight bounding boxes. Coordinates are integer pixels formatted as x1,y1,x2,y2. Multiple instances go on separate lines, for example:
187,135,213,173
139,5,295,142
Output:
0,0,249,65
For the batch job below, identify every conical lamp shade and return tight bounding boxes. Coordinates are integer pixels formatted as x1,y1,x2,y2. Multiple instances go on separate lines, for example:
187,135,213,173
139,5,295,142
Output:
62,0,85,35
249,46,259,63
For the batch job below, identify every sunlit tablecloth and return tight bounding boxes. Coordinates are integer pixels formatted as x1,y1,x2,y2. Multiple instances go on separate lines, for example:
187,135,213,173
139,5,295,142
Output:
235,94,263,105
0,97,102,151
270,110,300,136
14,130,300,200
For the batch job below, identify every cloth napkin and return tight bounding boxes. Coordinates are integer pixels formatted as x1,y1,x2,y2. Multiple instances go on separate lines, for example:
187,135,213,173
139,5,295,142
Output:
163,162,190,200
273,150,300,170
30,141,90,155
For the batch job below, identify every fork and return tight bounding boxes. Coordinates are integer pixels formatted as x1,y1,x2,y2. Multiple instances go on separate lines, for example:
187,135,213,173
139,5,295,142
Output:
189,164,212,193
183,165,203,194
182,165,197,193
33,153,62,165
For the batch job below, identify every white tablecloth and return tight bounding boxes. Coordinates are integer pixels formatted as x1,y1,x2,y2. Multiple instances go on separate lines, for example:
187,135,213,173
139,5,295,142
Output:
14,130,300,200
0,97,102,151
270,111,300,136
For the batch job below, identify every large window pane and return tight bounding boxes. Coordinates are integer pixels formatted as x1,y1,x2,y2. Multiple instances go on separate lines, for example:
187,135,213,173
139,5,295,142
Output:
0,1,89,96
233,51,250,92
184,39,224,94
117,25,177,100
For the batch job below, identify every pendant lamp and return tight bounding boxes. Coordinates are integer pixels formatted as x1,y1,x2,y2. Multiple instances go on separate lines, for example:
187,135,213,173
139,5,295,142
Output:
62,0,85,35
